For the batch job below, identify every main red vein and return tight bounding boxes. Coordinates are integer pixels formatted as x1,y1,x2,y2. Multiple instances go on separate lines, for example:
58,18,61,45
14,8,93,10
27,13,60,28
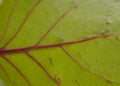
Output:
25,51,60,86
1,0,42,49
35,6,74,46
0,33,114,55
60,46,112,82
1,55,32,86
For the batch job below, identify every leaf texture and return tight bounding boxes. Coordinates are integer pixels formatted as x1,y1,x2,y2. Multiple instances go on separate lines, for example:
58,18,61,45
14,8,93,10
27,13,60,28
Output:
0,0,120,86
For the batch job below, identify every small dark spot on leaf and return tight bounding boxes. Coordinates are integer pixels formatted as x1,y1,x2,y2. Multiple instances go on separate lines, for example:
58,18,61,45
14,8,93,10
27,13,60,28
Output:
74,78,81,86
113,0,120,2
116,35,120,40
49,57,54,66
106,79,113,84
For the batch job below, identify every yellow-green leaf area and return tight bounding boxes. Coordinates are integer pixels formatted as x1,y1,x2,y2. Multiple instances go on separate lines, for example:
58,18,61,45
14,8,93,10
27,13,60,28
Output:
0,0,120,86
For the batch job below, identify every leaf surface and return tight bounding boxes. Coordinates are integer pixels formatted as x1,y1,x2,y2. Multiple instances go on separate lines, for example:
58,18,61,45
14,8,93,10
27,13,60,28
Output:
0,0,120,86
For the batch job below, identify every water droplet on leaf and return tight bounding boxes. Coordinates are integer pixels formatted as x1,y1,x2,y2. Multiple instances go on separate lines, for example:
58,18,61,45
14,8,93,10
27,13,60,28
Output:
105,17,112,24
0,0,3,6
0,80,5,86
100,28,112,35
58,36,64,42
72,1,77,8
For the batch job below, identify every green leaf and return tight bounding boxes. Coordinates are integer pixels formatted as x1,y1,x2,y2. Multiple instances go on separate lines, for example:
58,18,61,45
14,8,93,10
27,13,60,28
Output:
0,0,120,86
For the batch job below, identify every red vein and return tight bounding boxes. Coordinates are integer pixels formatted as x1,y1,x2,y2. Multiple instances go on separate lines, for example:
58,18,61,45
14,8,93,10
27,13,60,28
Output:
0,33,116,55
60,46,113,83
1,55,32,86
35,6,74,46
1,0,42,49
0,62,11,82
0,1,16,43
25,51,60,86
